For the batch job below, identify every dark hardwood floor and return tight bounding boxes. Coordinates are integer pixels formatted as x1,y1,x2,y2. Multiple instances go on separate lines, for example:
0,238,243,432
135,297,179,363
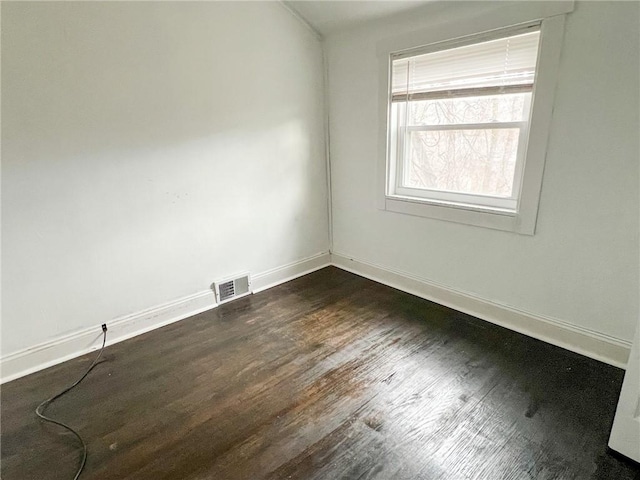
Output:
2,267,639,479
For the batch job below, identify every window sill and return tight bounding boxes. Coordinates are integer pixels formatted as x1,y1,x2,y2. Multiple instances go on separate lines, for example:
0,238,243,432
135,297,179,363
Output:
388,194,517,216
382,195,535,235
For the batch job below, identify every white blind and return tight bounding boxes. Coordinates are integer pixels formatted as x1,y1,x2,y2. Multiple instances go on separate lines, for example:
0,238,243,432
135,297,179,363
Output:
392,28,541,100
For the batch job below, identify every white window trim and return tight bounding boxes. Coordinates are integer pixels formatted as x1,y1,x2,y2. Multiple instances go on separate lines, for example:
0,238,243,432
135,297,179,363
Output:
390,101,531,212
376,9,570,235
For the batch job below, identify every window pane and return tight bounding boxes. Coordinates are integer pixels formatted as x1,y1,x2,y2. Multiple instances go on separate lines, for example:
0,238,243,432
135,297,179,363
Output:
406,93,530,126
403,128,520,197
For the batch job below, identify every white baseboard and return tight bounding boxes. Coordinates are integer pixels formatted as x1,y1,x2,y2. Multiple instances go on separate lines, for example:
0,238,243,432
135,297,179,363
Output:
1,251,331,384
4,249,626,383
0,291,217,385
251,251,331,293
331,252,631,369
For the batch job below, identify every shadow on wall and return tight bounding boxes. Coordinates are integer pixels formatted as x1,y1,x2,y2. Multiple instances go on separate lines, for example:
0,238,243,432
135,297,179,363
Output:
1,1,329,355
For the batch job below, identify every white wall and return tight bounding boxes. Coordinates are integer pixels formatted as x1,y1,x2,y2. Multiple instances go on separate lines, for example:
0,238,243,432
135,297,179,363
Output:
326,1,639,342
1,2,329,356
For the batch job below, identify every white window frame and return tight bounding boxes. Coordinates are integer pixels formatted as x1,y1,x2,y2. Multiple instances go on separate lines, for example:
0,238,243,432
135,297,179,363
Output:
377,10,569,235
390,95,532,213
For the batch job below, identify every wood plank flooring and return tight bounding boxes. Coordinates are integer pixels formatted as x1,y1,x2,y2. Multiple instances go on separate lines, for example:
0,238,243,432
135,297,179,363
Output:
2,267,639,479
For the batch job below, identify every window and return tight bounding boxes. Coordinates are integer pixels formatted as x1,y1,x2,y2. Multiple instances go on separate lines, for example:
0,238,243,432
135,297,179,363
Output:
380,16,566,234
389,26,539,212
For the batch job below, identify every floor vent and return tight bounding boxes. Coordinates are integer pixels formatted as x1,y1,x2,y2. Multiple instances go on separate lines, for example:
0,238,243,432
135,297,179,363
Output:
213,274,251,304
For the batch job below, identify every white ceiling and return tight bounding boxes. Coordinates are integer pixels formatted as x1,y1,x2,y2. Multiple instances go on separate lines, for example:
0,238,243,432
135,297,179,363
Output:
283,1,434,37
